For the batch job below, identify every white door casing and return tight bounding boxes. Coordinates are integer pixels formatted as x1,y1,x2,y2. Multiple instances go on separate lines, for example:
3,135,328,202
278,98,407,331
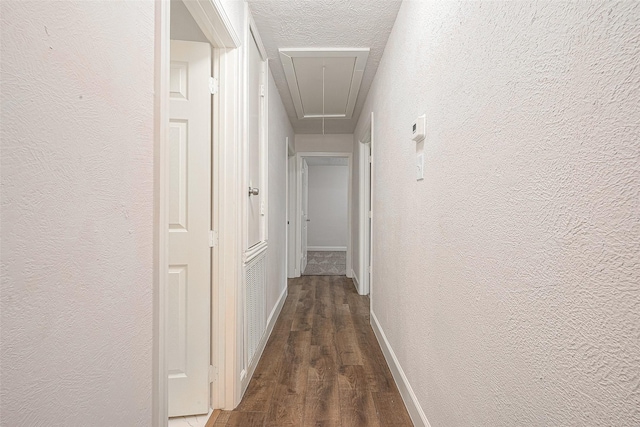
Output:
301,159,309,274
287,154,297,278
363,140,372,295
357,112,374,296
368,113,374,298
168,40,211,417
367,144,372,292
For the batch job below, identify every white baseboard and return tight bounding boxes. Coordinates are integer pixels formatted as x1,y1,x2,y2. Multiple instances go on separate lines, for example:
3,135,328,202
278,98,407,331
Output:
267,284,288,329
242,284,288,393
307,246,347,251
351,269,360,293
370,311,431,427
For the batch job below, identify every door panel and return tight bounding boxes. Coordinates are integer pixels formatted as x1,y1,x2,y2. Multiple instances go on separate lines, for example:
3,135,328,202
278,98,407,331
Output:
247,31,263,248
169,121,188,230
301,159,309,273
168,40,211,417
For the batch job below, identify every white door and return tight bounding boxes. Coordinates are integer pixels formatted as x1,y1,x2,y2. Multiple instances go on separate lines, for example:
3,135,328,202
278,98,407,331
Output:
168,40,211,417
301,159,309,273
367,146,372,292
247,31,264,248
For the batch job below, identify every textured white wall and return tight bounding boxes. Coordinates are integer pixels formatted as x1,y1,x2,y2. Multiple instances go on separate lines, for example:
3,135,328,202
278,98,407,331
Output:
307,165,349,249
295,134,354,153
0,1,155,425
219,0,245,39
170,0,208,42
355,1,640,426
266,72,294,315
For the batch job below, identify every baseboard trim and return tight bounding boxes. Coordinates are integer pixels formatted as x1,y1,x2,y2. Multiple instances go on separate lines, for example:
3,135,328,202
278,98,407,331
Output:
370,311,431,427
267,284,288,329
307,246,347,251
351,269,360,293
242,284,288,393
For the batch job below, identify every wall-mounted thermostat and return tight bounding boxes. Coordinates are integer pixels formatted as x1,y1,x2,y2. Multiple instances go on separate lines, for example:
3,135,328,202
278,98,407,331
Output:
411,114,426,142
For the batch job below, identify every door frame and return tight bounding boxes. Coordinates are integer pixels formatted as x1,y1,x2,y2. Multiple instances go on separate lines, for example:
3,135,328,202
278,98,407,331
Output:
287,148,297,278
285,139,296,278
357,112,374,296
294,152,354,278
154,0,241,424
300,158,309,274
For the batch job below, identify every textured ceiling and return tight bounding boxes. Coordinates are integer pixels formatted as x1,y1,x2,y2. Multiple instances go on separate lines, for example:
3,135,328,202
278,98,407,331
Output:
248,0,402,134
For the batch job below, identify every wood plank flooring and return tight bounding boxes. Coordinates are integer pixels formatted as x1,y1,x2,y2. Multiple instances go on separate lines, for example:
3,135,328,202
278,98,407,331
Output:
214,275,413,427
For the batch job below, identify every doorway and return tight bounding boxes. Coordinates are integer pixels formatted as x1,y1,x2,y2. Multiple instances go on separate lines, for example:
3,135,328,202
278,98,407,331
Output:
157,1,241,426
167,0,214,422
167,37,212,418
294,152,353,278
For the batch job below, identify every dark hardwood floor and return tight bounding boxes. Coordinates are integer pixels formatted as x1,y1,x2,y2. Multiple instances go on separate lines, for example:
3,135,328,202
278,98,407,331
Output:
213,275,413,427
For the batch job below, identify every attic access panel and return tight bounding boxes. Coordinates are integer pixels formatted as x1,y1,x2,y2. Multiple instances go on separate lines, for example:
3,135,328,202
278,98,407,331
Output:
279,48,369,120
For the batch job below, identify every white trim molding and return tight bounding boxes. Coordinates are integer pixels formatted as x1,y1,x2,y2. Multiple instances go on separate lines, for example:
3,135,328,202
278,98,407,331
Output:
154,1,170,425
357,112,373,296
182,0,241,48
243,240,268,263
267,285,288,334
371,311,431,427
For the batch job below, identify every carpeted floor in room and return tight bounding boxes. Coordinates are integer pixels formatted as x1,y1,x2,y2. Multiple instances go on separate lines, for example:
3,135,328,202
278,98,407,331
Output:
303,251,346,276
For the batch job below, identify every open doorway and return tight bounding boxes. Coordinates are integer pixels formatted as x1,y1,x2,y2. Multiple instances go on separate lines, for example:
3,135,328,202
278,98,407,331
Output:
157,1,241,426
303,156,349,275
294,152,353,278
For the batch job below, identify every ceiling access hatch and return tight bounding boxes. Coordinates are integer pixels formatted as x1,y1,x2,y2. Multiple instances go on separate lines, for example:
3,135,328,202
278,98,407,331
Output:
279,48,369,120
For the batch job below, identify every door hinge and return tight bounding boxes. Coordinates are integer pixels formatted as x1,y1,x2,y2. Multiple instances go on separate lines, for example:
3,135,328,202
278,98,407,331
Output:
209,230,218,248
209,365,217,383
369,155,372,163
209,77,219,95
260,84,265,97
368,210,372,219
369,266,372,274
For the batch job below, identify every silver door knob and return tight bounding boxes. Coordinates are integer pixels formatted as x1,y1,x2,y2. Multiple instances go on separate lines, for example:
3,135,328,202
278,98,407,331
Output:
249,187,259,196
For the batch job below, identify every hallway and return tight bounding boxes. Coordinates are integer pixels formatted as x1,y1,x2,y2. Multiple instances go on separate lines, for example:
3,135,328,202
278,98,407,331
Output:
213,276,413,426
2,1,639,425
